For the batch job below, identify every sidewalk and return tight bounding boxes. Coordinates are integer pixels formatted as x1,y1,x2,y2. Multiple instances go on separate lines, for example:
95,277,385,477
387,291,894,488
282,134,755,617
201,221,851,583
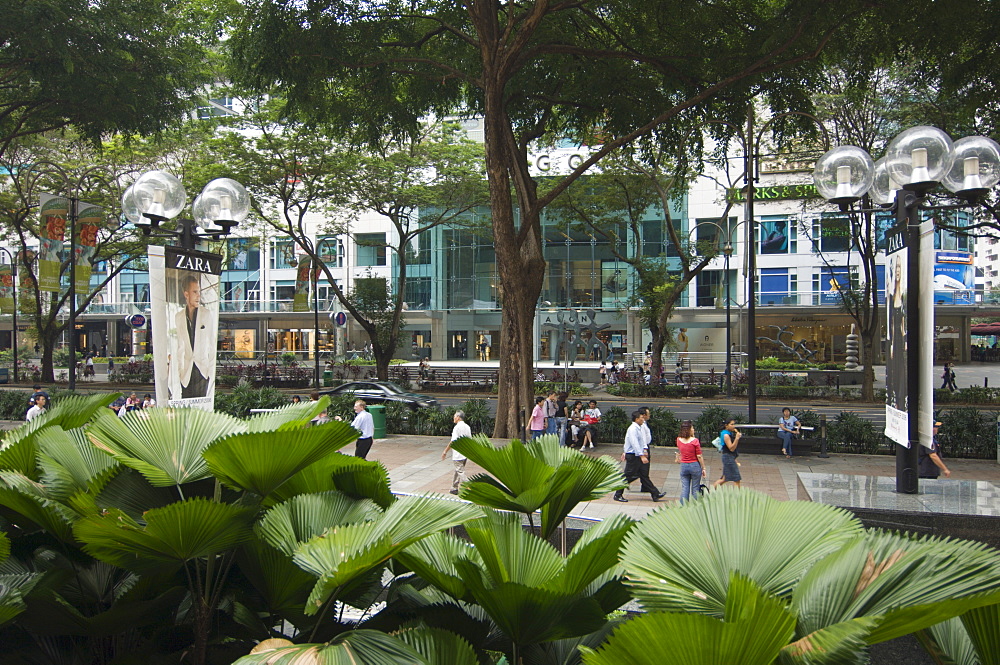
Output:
360,434,1000,521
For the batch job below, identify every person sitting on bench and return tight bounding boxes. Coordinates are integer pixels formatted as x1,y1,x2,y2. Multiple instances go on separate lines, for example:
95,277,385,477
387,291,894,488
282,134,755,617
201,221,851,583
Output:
777,407,801,458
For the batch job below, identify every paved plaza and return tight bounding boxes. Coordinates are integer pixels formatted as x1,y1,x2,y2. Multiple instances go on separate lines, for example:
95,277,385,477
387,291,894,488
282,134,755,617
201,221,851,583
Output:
352,433,1000,521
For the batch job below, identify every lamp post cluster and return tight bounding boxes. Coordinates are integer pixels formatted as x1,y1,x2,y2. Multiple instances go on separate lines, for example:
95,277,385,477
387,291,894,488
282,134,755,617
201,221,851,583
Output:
813,126,1000,493
122,170,250,250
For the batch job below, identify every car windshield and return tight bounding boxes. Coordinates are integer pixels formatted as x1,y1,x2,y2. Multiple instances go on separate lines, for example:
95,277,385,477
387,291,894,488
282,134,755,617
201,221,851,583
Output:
379,382,406,394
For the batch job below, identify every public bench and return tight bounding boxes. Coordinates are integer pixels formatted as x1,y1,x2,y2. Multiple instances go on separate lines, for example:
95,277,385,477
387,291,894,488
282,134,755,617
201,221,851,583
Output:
727,423,818,456
419,367,499,390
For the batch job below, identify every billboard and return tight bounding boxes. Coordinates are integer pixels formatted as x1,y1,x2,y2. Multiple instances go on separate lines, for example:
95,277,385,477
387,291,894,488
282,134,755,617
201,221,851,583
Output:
38,194,68,292
884,228,908,446
933,251,974,304
148,245,222,410
74,204,102,293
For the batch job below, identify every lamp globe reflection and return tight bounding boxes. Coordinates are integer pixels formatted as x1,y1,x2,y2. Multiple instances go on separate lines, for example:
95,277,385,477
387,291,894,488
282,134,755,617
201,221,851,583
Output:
940,135,1000,200
812,145,876,205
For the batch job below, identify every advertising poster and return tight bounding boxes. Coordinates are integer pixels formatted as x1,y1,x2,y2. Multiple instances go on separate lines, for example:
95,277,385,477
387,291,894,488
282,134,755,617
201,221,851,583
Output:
884,228,908,447
0,265,13,313
820,266,852,305
148,245,222,410
292,255,312,312
933,251,974,305
74,204,102,293
759,219,790,254
234,329,255,358
38,194,68,292
601,262,629,306
227,237,260,271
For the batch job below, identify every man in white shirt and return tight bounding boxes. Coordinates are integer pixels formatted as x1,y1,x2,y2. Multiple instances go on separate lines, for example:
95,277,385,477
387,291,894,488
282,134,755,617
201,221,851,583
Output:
613,410,665,503
350,399,375,459
441,410,473,495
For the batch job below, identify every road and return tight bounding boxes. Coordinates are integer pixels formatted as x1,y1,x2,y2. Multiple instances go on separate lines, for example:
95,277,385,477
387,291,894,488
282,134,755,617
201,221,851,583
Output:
435,395,888,425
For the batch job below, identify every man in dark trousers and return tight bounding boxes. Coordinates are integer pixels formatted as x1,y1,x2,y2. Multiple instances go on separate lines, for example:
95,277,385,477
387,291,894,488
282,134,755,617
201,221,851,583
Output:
919,421,951,479
613,410,665,503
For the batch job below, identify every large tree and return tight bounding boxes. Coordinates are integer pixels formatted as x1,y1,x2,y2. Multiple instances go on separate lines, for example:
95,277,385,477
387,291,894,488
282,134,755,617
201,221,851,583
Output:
213,103,487,379
230,0,924,436
0,0,223,161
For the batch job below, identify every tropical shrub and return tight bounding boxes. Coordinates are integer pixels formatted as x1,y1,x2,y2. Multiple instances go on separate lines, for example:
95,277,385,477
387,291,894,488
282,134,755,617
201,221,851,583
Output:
645,407,681,447
214,379,290,418
0,394,480,665
598,405,630,443
694,405,745,440
0,389,32,419
937,406,998,459
827,410,890,455
585,489,1000,665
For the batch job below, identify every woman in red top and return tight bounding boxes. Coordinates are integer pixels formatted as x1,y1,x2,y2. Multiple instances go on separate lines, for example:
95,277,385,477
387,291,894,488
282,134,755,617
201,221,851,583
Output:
676,420,706,503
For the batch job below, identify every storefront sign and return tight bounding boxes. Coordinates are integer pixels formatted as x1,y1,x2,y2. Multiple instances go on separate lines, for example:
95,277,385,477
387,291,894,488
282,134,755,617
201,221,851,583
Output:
726,183,819,202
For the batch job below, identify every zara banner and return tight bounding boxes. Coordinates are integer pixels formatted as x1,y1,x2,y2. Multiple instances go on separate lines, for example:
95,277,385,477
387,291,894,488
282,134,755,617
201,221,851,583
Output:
148,245,223,410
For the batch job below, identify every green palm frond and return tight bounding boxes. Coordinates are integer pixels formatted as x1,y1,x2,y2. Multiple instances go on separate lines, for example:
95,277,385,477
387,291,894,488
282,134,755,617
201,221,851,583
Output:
396,531,482,600
0,484,75,541
963,602,1000,665
0,394,116,478
85,407,242,486
0,572,29,627
791,530,1000,644
454,435,625,539
233,630,428,665
915,617,979,665
463,510,563,587
580,574,797,665
235,538,317,622
240,397,332,432
777,618,877,665
452,435,560,497
74,497,255,573
75,467,184,521
620,488,863,615
256,490,382,556
550,514,633,595
204,423,359,498
0,530,8,562
394,626,478,665
293,495,481,614
36,426,119,500
270,452,395,509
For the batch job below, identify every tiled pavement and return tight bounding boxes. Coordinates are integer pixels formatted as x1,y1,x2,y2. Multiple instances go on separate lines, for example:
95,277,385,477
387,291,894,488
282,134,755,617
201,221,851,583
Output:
354,434,1000,521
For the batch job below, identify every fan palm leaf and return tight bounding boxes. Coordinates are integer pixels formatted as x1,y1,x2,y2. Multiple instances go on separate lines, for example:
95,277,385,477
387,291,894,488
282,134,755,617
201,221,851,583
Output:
0,572,30,626
36,426,120,500
235,538,318,623
270,452,395,509
915,617,979,665
233,630,430,665
453,435,626,538
394,626,478,665
74,497,254,573
255,490,383,556
240,397,332,432
0,530,7,562
292,495,481,614
0,481,75,541
85,407,241,487
0,394,116,479
619,488,863,615
580,574,801,665
204,423,359,498
791,530,1000,644
396,531,482,600
963,602,1000,664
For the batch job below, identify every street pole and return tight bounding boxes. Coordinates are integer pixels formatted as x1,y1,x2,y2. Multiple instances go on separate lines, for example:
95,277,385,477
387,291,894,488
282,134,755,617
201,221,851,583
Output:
0,249,18,383
313,267,320,389
724,247,732,398
898,189,921,493
68,197,78,391
745,106,758,422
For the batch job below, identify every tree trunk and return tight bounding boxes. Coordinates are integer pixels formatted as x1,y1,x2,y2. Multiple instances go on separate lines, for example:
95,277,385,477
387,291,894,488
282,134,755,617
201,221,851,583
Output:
40,331,57,383
860,337,876,402
374,351,391,381
649,326,666,384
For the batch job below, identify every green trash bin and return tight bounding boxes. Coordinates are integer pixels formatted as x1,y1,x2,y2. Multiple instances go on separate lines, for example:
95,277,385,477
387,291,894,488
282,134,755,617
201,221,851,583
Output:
322,370,333,387
368,404,386,439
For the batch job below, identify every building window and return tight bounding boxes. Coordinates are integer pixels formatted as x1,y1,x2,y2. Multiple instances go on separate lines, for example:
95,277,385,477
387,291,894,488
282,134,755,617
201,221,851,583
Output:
356,233,386,266
758,268,793,305
272,240,296,269
760,217,792,254
696,270,724,307
196,96,235,119
317,236,344,268
404,276,432,309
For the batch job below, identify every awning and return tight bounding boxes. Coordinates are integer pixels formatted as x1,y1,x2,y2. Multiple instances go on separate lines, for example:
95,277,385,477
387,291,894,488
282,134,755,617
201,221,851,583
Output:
970,323,1000,336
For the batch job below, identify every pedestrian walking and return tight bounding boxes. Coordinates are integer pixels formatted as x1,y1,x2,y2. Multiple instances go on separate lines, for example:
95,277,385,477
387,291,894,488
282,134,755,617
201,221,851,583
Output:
777,407,800,458
25,394,47,422
612,410,665,503
441,410,473,494
555,391,569,445
529,396,546,440
347,399,374,459
599,361,607,385
675,420,705,503
941,363,957,391
712,419,742,489
918,421,951,479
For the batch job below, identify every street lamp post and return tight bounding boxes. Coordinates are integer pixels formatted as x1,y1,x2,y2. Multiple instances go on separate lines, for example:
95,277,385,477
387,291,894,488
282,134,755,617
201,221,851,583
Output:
723,240,733,397
814,127,1000,493
0,248,18,383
